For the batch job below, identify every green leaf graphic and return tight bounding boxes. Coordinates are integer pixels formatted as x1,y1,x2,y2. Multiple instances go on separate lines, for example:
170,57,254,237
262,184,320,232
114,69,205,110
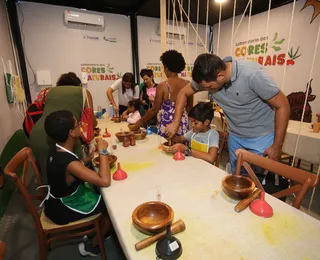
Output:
272,46,281,51
293,54,302,60
293,46,300,57
272,32,278,42
274,39,285,44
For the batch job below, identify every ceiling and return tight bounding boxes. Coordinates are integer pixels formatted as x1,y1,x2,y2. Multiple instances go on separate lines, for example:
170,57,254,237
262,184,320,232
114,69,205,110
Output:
20,0,294,25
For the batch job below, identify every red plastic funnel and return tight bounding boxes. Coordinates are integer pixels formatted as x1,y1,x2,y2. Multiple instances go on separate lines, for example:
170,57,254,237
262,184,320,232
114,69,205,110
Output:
250,191,273,218
113,162,127,181
173,146,185,161
103,128,111,138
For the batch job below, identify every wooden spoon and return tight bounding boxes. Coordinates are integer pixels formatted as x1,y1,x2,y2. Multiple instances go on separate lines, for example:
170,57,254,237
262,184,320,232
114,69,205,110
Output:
234,189,261,212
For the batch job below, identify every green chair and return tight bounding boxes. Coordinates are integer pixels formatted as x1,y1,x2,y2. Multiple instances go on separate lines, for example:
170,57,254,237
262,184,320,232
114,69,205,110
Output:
0,129,29,218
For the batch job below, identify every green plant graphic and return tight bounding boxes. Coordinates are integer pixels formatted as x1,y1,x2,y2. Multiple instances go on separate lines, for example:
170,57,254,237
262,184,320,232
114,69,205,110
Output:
116,72,123,78
288,46,302,60
272,32,285,52
106,63,114,73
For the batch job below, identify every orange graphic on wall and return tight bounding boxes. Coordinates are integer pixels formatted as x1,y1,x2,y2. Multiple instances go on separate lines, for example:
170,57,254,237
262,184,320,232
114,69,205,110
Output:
301,0,320,23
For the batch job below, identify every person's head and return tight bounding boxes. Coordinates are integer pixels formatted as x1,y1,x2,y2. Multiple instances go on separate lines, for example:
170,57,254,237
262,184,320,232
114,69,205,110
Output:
45,110,81,143
160,50,186,77
127,99,141,113
188,102,214,133
192,54,227,90
122,72,136,94
140,69,155,87
56,72,82,87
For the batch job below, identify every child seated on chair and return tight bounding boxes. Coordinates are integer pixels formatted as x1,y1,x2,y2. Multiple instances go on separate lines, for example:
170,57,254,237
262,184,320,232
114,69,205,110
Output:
121,99,141,124
168,102,219,164
43,110,112,257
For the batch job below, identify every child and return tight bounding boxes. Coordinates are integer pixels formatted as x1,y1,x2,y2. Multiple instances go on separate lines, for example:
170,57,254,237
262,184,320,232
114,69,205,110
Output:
168,102,219,164
44,110,112,257
121,99,141,124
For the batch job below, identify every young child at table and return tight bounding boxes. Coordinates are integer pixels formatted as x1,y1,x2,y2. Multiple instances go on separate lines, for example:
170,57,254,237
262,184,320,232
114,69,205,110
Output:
168,102,219,164
121,99,141,124
43,110,112,257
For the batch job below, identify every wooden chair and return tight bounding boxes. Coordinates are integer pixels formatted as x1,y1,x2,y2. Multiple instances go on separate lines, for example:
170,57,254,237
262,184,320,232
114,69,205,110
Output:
4,147,107,260
219,111,228,132
0,241,6,260
215,131,228,167
235,149,319,209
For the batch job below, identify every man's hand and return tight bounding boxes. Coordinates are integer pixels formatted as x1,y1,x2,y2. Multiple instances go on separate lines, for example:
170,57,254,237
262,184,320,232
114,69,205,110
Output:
264,145,281,161
165,121,179,139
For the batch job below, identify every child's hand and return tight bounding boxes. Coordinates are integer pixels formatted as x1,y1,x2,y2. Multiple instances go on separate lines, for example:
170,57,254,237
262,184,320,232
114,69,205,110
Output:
167,144,187,154
96,139,109,151
149,96,155,102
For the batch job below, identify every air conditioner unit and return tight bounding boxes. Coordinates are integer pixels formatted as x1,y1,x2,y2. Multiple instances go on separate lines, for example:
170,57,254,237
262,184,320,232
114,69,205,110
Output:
64,10,104,28
156,23,186,38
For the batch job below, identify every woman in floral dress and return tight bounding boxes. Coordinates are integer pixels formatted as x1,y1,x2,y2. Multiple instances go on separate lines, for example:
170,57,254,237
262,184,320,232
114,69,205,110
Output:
135,50,192,137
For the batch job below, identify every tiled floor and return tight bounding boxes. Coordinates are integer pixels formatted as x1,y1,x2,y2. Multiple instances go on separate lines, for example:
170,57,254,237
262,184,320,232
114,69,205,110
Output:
0,150,319,259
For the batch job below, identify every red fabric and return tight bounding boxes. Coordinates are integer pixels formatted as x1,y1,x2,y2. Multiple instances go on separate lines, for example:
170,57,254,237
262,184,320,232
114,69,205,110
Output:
80,107,94,143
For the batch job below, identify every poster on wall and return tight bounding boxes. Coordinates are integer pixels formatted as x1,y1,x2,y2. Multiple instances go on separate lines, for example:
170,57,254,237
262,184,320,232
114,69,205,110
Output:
145,63,194,82
81,63,122,82
234,32,302,67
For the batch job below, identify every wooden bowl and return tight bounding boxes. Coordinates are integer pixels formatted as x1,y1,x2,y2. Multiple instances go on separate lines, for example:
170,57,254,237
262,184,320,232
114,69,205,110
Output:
222,175,255,200
115,131,131,142
128,124,140,131
92,155,117,167
132,201,174,235
114,117,121,123
131,130,147,140
161,141,174,153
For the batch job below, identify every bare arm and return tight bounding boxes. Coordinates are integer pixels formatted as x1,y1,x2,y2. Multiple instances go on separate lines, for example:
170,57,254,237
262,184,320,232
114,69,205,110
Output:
107,88,116,108
265,91,290,160
165,84,196,138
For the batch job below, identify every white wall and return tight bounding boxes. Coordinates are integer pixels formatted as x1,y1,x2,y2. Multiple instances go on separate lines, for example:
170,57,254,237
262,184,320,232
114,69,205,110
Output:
0,0,24,153
17,2,132,110
137,16,209,103
212,0,320,114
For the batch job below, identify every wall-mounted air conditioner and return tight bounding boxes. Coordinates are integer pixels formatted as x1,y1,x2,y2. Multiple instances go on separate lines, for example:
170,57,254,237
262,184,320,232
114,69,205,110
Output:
156,23,186,37
64,10,104,28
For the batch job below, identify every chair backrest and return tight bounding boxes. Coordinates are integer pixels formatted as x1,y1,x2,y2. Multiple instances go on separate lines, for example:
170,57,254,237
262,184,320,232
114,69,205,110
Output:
215,131,228,167
219,112,227,132
235,149,319,208
4,148,46,240
0,241,6,260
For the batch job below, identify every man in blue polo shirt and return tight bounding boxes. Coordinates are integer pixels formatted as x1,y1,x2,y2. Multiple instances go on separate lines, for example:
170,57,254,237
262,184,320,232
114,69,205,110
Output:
165,54,290,174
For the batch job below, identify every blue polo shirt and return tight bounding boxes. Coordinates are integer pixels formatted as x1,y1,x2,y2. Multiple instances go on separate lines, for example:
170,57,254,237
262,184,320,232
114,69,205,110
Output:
191,57,279,138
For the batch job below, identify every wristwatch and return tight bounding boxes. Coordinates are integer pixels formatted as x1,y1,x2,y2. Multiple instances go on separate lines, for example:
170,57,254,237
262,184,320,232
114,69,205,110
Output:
99,149,110,156
185,147,192,157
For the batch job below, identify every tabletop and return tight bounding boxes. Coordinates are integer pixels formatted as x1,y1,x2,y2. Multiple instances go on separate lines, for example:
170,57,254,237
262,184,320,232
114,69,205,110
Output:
97,119,320,260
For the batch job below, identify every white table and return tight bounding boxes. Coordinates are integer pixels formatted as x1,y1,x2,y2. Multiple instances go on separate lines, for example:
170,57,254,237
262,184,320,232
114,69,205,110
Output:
98,119,320,260
283,120,320,165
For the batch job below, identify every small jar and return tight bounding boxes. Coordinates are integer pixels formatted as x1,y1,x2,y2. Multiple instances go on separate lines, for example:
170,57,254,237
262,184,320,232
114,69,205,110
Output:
130,133,136,146
123,136,130,147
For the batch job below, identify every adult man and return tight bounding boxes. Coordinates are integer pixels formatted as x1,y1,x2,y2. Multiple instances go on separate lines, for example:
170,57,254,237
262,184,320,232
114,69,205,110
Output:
166,54,290,174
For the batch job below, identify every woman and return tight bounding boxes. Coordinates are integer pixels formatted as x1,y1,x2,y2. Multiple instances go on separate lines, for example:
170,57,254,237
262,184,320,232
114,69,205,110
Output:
139,69,157,115
43,110,111,257
30,73,93,181
135,50,192,137
107,72,139,115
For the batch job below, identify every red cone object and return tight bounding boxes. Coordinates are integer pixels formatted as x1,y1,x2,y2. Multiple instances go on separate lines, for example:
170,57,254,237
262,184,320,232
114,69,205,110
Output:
250,191,273,218
113,162,127,181
103,128,111,138
173,146,185,161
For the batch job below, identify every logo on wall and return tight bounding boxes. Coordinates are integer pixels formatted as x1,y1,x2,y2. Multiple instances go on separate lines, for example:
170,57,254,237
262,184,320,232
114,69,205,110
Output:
81,63,122,81
146,63,193,79
149,38,175,45
234,32,302,67
83,35,100,40
301,0,320,23
103,37,117,43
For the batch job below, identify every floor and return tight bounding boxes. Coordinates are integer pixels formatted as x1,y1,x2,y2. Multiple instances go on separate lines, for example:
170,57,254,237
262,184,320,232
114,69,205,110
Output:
0,150,319,260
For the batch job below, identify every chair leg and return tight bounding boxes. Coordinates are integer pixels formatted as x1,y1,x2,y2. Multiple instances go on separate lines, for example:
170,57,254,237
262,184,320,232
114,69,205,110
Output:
39,240,47,260
310,164,313,173
95,220,107,260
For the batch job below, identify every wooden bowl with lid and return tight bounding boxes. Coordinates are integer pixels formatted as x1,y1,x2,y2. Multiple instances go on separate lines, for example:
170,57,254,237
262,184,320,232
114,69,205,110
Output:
115,131,131,142
132,201,174,235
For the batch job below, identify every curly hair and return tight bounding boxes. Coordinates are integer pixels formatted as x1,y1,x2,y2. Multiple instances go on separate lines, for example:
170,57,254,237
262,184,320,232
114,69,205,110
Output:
56,72,82,86
160,50,186,73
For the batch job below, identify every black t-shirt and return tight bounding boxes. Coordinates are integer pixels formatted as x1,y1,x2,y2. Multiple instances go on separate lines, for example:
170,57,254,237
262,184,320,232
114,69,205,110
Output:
46,149,81,197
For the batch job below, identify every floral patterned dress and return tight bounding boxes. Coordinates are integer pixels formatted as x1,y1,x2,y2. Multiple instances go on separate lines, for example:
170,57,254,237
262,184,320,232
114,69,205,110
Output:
157,81,189,137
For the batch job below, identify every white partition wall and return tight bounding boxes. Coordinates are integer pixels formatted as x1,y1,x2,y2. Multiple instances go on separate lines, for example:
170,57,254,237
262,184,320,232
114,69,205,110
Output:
17,2,133,110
